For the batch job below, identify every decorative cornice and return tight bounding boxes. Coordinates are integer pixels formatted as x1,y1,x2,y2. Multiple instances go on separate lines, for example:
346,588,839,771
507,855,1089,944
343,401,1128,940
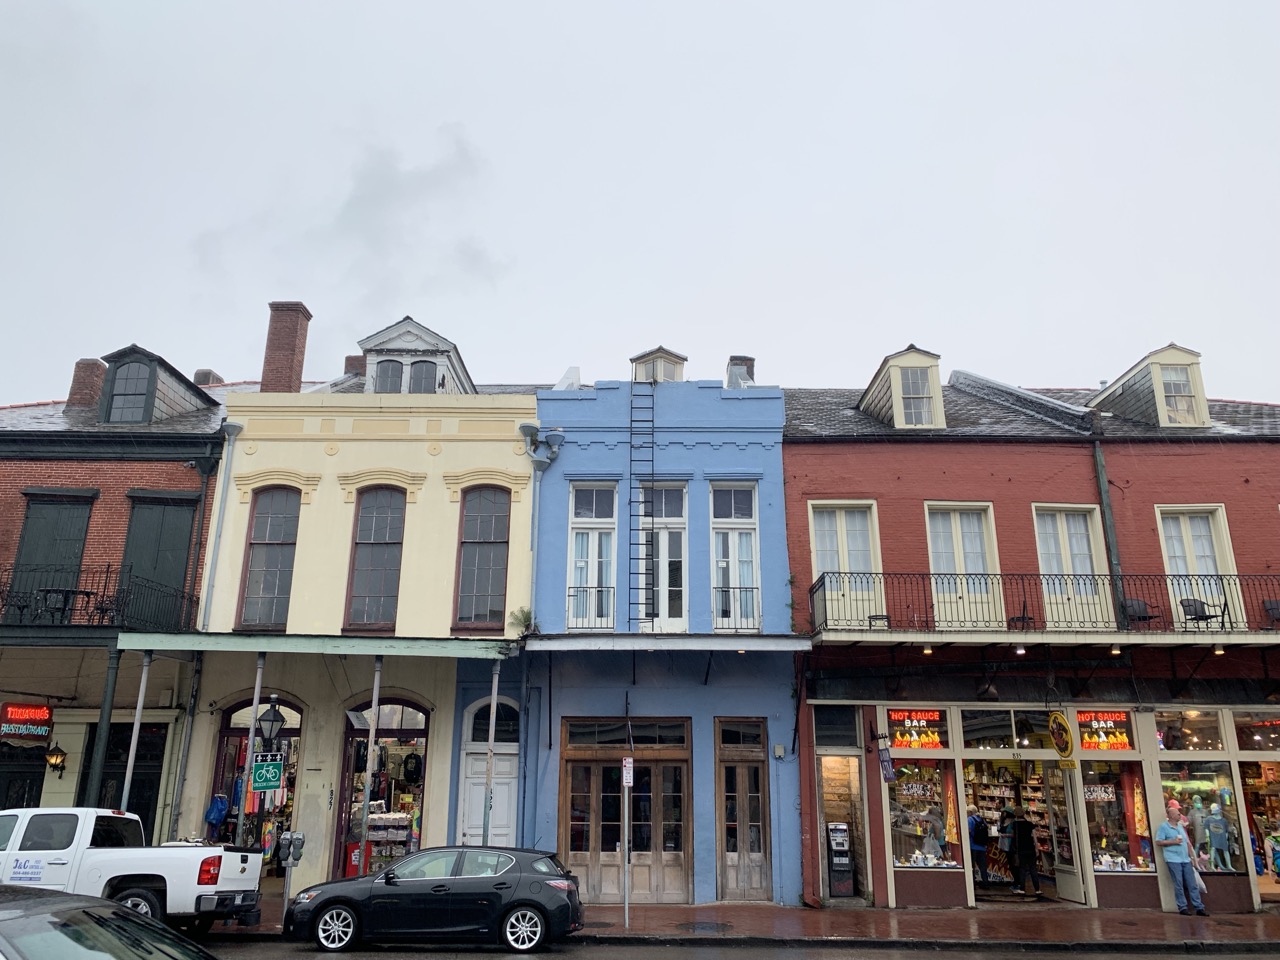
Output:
235,469,323,503
337,468,428,502
442,468,530,502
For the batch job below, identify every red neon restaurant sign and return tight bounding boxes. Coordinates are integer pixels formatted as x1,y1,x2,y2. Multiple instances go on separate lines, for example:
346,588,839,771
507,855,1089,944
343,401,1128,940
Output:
1,702,54,743
888,709,944,749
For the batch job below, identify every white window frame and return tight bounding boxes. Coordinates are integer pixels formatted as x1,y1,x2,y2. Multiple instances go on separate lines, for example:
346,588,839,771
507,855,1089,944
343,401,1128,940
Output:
809,501,885,629
1151,361,1209,427
891,364,946,429
640,483,688,632
1155,505,1242,626
898,367,934,426
923,502,1003,628
567,484,617,631
1030,504,1111,631
710,484,760,631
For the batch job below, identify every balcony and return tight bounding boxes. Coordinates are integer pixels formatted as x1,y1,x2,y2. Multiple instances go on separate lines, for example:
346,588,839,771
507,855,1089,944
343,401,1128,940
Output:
713,586,760,632
809,572,1280,635
567,585,615,631
0,564,199,633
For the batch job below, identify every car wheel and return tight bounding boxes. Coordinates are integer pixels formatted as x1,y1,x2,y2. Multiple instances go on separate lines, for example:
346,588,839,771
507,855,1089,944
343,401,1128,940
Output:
501,906,545,952
314,903,359,952
114,888,163,923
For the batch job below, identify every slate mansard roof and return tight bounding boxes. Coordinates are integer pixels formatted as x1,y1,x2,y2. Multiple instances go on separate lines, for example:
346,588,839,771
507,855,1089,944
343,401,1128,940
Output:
784,372,1280,442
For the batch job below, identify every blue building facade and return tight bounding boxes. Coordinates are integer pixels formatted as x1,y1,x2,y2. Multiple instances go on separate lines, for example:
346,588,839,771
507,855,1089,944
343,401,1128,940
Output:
516,350,805,905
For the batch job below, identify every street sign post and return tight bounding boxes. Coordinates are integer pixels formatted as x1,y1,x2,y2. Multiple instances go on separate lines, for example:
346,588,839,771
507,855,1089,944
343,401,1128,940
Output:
621,757,633,928
250,752,284,793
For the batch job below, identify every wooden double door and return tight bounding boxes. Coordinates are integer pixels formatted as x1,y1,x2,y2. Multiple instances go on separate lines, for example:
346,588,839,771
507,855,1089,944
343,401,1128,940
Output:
564,761,689,903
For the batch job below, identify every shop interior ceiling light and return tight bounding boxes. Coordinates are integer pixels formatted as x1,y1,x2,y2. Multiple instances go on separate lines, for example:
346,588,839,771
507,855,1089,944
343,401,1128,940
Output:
1015,644,1025,656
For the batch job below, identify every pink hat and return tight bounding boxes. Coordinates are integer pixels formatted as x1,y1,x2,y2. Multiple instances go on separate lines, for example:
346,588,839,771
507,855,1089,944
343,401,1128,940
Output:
1167,799,1182,808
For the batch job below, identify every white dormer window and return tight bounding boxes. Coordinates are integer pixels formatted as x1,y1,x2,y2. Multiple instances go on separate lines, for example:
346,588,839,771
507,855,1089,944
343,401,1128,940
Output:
630,346,687,383
1161,365,1196,425
374,360,403,394
900,367,934,426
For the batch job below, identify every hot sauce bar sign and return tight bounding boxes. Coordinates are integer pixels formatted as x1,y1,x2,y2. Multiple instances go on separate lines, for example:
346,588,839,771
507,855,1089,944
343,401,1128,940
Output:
1076,710,1133,750
888,709,944,749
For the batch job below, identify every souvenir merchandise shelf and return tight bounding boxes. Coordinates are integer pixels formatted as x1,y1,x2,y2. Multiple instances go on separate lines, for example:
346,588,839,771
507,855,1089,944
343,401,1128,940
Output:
364,811,412,868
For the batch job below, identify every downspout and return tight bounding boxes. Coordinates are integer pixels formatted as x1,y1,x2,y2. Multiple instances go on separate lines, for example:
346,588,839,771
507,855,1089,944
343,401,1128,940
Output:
167,651,203,841
201,421,244,633
186,448,217,614
481,659,502,845
1093,439,1127,629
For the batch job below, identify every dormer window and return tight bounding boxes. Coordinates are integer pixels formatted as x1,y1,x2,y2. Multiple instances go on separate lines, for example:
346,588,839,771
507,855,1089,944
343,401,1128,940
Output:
857,345,946,429
630,346,687,383
408,360,437,394
1161,365,1196,425
900,367,934,426
374,360,403,394
107,361,150,423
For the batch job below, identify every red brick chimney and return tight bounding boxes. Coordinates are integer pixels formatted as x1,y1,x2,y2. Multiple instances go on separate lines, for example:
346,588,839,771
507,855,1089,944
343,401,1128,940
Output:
260,301,312,393
66,358,107,408
345,354,366,376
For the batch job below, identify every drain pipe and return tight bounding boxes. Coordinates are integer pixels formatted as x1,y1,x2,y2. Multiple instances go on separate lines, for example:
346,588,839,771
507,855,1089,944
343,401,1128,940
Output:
201,421,244,633
1093,440,1128,629
481,658,502,845
167,650,203,841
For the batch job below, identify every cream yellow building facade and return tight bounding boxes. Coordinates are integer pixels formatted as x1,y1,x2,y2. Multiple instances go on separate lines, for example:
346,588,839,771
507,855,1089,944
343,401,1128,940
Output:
129,386,538,892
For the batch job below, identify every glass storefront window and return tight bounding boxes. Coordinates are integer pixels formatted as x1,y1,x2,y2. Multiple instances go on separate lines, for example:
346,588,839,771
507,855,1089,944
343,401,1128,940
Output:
1081,760,1154,871
888,760,961,868
1076,710,1135,751
887,708,947,749
1013,711,1054,750
1159,760,1243,873
1156,711,1222,751
813,705,859,747
962,710,1012,749
1234,711,1280,751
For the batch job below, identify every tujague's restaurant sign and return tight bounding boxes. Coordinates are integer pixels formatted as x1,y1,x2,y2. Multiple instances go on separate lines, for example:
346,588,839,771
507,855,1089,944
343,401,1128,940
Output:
1,702,54,746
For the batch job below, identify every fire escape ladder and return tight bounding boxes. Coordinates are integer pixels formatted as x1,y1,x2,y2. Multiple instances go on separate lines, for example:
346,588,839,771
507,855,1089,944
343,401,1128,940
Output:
627,380,656,631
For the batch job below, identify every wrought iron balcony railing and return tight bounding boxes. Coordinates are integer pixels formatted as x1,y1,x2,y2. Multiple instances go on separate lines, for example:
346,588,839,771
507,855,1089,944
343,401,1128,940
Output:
567,585,615,631
713,585,760,632
0,564,199,633
809,572,1280,634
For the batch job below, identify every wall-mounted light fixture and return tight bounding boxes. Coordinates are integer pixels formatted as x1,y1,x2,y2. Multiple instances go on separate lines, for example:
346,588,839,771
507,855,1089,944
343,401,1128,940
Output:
1213,643,1224,656
45,742,67,778
518,423,565,471
1110,641,1121,657
1015,643,1026,657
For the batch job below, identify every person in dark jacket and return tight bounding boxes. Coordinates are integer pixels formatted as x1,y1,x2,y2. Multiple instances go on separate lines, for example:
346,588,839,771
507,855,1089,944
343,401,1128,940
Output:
1009,805,1041,895
967,804,990,886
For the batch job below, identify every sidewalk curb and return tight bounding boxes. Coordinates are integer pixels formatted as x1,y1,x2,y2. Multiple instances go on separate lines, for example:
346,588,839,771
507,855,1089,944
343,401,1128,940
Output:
205,932,1278,953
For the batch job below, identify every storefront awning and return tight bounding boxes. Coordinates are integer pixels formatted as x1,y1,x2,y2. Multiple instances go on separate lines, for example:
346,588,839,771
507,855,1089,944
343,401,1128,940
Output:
525,635,811,653
119,632,514,659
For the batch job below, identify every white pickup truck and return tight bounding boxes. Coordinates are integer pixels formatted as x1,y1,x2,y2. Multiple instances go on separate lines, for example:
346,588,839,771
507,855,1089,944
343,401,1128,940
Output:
0,807,260,933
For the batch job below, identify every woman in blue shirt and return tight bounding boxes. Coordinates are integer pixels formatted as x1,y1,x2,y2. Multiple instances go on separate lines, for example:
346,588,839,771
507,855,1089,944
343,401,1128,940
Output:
1155,803,1207,915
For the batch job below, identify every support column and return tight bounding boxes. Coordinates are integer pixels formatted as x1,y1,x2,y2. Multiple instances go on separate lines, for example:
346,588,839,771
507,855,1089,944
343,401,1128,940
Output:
84,646,122,806
358,655,383,876
481,658,501,845
236,653,265,847
120,650,153,810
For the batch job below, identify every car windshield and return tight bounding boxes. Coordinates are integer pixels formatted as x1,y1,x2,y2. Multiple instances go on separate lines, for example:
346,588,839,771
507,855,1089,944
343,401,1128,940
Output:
0,904,216,960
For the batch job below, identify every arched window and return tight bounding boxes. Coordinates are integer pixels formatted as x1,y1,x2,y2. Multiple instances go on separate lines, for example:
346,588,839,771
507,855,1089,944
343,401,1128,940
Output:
408,360,437,394
469,702,520,743
107,361,151,422
240,487,301,628
455,487,510,626
374,360,403,394
347,487,406,627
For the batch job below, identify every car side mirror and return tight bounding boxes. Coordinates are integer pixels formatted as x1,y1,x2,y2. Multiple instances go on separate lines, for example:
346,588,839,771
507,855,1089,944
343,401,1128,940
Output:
383,871,397,885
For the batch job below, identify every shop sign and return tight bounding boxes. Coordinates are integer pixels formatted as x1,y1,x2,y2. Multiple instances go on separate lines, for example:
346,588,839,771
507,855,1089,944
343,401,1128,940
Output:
1083,783,1116,802
0,702,54,744
878,744,896,783
1076,710,1133,751
1048,710,1073,758
251,752,285,792
887,709,944,749
897,781,935,800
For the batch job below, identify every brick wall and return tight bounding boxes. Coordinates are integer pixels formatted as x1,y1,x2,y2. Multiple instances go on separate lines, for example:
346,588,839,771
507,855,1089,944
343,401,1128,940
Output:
0,459,218,595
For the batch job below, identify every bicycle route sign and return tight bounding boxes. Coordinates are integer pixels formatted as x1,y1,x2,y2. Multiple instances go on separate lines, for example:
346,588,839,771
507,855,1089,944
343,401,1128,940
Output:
250,753,285,792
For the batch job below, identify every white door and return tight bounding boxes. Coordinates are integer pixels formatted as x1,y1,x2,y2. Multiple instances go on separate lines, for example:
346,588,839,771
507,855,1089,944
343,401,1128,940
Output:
714,530,758,630
458,751,518,847
1045,762,1086,904
3,813,81,890
1036,511,1111,630
642,529,686,631
928,510,1002,629
813,508,884,628
1161,513,1242,625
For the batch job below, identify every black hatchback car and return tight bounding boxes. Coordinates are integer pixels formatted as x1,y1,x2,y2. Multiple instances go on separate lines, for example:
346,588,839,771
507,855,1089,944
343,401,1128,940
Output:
284,846,584,953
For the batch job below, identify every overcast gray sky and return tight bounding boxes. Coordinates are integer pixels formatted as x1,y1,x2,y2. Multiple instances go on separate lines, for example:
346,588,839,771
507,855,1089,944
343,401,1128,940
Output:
2,2,1277,406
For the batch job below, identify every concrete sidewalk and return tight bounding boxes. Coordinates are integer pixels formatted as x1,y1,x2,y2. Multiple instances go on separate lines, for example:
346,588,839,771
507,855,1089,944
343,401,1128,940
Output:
210,898,1280,952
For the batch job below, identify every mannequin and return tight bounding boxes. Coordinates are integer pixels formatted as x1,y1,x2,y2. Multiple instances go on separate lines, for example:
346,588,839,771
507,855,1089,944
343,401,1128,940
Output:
1188,796,1207,852
1205,803,1232,871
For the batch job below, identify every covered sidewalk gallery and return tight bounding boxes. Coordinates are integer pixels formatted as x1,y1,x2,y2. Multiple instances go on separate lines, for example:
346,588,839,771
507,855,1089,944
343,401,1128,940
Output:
118,631,515,892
